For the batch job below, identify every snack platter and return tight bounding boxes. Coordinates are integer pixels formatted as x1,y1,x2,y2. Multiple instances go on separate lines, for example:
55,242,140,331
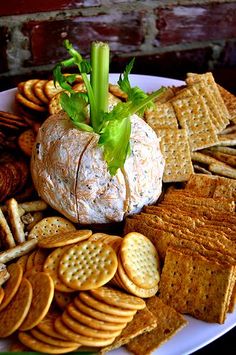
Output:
0,74,236,355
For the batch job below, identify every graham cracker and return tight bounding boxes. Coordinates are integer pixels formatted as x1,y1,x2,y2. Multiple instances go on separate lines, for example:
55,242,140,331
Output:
126,296,187,355
159,247,235,323
172,94,219,151
156,128,193,182
145,102,178,130
100,307,158,354
186,72,230,128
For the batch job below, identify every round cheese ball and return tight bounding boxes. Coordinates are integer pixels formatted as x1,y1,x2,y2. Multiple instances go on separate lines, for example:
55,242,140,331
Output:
31,112,164,224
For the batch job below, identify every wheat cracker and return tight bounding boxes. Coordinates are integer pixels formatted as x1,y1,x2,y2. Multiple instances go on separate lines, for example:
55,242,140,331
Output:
18,331,79,354
20,272,54,330
0,278,32,337
58,240,118,291
38,229,92,248
28,216,76,241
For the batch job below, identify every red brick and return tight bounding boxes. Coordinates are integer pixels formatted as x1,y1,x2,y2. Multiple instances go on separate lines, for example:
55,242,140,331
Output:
110,47,213,80
156,3,236,45
0,1,101,16
0,27,9,74
23,13,145,66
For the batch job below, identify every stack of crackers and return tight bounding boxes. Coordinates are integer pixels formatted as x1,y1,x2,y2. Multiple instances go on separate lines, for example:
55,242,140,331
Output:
0,211,188,354
124,173,236,324
145,72,236,182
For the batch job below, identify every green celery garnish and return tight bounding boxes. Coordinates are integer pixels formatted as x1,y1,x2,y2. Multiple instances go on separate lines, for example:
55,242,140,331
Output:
53,41,165,175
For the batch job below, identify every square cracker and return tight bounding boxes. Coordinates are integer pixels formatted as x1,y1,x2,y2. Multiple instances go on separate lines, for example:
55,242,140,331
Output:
157,128,193,183
99,307,157,354
186,72,230,128
159,247,235,324
184,173,218,197
145,102,178,130
126,296,187,355
218,84,236,124
172,95,219,151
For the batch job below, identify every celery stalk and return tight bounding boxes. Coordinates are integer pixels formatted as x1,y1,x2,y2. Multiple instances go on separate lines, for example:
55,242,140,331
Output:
90,42,110,131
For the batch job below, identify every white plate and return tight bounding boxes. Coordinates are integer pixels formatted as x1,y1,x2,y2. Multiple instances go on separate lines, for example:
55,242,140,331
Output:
0,74,235,355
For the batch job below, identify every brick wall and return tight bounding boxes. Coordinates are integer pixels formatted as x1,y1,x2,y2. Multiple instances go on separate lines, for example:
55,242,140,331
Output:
0,0,236,92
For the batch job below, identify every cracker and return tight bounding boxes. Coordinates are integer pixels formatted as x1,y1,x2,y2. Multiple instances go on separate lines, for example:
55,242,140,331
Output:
54,290,75,310
31,327,80,347
23,79,44,105
6,198,25,244
38,229,92,248
159,247,234,323
20,272,54,330
120,232,160,289
218,84,236,123
26,211,44,232
90,286,146,310
117,254,159,298
49,92,63,115
109,83,128,100
126,296,187,355
18,331,79,354
0,263,23,311
20,200,48,213
209,162,236,179
205,149,236,167
25,250,37,271
186,72,230,128
184,173,218,197
67,302,126,331
58,241,118,290
172,94,219,151
157,128,193,182
43,246,75,292
217,133,236,146
16,92,47,112
193,164,212,175
36,311,69,340
54,317,116,347
0,278,32,337
44,80,63,99
33,80,50,104
213,177,236,199
0,263,10,286
145,102,178,129
0,207,16,248
18,129,35,157
74,296,133,324
28,216,76,241
0,238,38,264
0,286,4,305
79,291,136,317
62,310,122,339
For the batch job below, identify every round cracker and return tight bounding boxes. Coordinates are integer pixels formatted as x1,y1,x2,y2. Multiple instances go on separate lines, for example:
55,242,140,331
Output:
54,317,116,347
44,80,63,99
120,232,160,289
16,254,29,272
49,92,63,115
74,297,133,323
0,287,4,305
58,241,118,291
18,331,79,354
62,310,122,339
30,328,79,347
23,79,44,105
37,311,69,340
79,291,136,316
0,278,33,337
117,254,159,298
90,286,146,310
0,263,23,311
67,302,125,331
34,80,50,104
38,229,92,248
28,216,76,241
16,92,47,112
19,272,54,330
18,129,35,157
43,246,75,292
54,290,75,310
